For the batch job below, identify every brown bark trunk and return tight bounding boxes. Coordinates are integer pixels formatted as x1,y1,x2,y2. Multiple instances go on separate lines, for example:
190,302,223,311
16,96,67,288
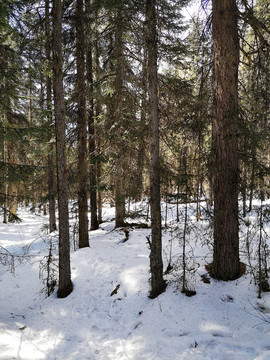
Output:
135,49,147,202
95,104,102,224
3,130,8,224
212,0,240,280
52,0,73,298
94,23,103,224
85,26,99,231
115,163,125,227
45,0,57,232
3,54,17,223
114,9,125,228
96,116,102,225
7,127,18,221
76,0,89,247
248,154,256,212
146,0,166,298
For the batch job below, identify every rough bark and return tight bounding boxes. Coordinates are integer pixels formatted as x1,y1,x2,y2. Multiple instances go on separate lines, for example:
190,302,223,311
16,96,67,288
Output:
52,0,73,298
146,0,166,298
76,0,89,247
212,0,240,280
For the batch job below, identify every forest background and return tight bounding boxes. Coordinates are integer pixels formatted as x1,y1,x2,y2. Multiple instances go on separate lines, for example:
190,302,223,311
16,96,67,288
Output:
0,0,270,298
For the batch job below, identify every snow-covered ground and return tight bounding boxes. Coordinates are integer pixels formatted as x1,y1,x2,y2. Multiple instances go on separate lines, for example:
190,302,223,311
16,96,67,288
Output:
1,202,270,360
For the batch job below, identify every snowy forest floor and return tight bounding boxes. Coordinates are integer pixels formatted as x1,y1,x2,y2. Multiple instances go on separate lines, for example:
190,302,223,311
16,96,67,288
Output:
1,201,270,360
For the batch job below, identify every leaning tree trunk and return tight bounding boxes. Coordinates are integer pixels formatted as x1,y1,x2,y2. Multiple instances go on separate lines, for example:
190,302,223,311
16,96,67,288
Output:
146,0,166,298
52,0,73,298
76,0,89,247
212,0,240,280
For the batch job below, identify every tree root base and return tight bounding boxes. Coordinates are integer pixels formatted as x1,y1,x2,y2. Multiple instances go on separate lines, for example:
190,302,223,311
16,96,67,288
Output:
205,262,246,281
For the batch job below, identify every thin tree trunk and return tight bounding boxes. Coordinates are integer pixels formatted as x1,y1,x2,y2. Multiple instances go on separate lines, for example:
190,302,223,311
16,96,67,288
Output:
114,9,125,228
86,28,99,230
7,142,17,221
76,0,89,247
212,0,240,280
248,153,256,212
136,48,147,202
115,164,125,227
93,16,103,224
96,106,103,224
242,165,247,217
45,0,57,232
146,0,166,298
52,0,72,298
3,132,8,224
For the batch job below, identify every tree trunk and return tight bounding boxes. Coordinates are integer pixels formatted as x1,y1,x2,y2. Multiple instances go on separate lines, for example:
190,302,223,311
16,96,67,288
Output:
94,20,103,224
7,142,18,222
242,165,247,217
45,0,57,233
115,163,125,227
248,153,256,212
146,0,166,298
85,19,99,230
3,131,8,224
114,9,125,228
52,0,73,298
76,0,89,247
96,113,102,225
212,0,240,280
136,48,148,202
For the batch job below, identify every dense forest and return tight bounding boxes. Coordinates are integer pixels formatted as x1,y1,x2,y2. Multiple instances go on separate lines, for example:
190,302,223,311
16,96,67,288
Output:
1,0,270,301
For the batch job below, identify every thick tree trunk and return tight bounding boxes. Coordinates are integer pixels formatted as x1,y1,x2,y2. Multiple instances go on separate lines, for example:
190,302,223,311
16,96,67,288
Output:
45,0,57,233
146,0,166,298
52,0,73,298
76,0,89,247
212,0,240,280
